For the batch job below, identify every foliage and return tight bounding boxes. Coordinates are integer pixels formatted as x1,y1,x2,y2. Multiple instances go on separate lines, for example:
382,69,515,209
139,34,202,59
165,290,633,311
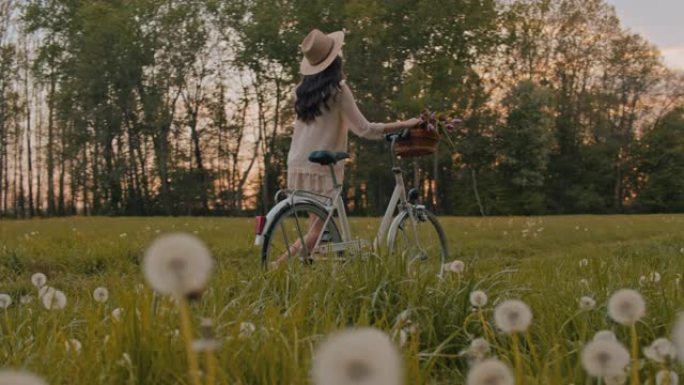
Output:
0,0,683,218
495,80,555,214
635,108,684,212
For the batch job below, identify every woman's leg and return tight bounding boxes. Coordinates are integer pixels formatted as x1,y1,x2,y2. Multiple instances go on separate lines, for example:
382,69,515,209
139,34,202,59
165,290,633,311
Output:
274,213,325,266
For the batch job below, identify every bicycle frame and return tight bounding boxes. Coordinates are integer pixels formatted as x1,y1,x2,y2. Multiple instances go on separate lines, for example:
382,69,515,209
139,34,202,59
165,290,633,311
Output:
255,134,420,257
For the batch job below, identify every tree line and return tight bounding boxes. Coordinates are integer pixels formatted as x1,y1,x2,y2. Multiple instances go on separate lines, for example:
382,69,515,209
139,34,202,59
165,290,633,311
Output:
0,0,682,218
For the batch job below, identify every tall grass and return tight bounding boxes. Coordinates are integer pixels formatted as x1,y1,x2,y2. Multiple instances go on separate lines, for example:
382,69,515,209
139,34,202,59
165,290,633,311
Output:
0,215,683,384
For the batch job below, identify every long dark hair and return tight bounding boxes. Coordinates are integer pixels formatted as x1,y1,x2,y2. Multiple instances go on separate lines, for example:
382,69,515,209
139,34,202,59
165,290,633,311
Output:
295,56,344,123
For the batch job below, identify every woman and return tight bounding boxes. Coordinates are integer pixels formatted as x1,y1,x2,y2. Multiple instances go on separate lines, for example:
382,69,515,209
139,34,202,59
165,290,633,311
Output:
276,29,420,266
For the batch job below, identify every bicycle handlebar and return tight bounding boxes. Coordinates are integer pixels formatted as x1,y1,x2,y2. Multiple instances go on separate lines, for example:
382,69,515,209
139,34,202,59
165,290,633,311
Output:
384,128,410,143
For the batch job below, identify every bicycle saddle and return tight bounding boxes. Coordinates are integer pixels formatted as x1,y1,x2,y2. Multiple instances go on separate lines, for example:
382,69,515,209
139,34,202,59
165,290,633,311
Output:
308,151,350,165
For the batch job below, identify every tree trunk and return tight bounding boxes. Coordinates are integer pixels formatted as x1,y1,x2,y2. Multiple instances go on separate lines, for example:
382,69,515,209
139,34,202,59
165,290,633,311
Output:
24,40,34,217
188,105,208,212
470,168,486,217
16,111,25,217
35,86,43,214
46,72,56,215
92,140,101,213
58,122,66,215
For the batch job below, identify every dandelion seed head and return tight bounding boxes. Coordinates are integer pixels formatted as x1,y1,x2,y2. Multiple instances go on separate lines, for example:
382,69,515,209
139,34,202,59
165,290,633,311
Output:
579,296,596,310
469,291,488,308
93,287,109,303
467,338,490,361
112,308,123,321
607,289,645,326
0,294,11,309
579,258,589,268
0,370,48,385
656,370,679,385
20,295,32,305
643,338,677,363
594,330,617,342
494,299,533,333
191,338,221,352
65,338,82,354
444,260,465,273
31,273,47,288
143,233,214,297
38,285,54,299
581,339,630,377
42,289,67,310
239,322,256,338
650,272,662,283
466,358,514,385
312,327,402,385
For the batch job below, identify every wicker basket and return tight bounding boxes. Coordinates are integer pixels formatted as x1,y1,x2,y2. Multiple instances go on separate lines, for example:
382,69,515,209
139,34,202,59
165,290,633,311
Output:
394,126,439,158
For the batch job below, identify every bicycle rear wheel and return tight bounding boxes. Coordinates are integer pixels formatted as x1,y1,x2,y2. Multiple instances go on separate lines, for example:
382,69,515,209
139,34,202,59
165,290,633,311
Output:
261,202,342,269
388,207,448,276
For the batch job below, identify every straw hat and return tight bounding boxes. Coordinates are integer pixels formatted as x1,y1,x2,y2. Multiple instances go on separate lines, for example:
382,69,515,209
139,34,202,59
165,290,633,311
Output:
299,29,344,75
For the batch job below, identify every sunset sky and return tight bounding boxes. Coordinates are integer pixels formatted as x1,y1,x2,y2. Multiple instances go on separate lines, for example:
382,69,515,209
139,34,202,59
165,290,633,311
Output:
605,0,684,70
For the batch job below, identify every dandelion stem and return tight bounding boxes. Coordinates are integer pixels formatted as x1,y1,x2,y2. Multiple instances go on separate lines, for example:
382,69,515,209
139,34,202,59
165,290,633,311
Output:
177,297,201,385
525,331,541,372
205,350,217,385
629,324,640,385
478,309,496,342
512,332,524,385
660,364,671,385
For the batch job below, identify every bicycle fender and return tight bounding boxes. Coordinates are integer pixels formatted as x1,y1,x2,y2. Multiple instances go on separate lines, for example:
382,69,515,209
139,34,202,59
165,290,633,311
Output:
386,210,409,251
254,197,324,246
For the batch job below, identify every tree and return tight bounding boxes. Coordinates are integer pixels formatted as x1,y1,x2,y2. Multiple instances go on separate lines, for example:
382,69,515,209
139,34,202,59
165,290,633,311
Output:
496,80,554,213
635,108,684,212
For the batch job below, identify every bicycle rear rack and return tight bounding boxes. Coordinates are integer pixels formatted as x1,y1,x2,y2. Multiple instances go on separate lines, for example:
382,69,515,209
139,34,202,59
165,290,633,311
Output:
274,189,333,206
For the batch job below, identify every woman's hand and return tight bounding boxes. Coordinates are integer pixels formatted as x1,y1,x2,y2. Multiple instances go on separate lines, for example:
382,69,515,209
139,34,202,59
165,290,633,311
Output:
381,117,422,135
403,117,422,128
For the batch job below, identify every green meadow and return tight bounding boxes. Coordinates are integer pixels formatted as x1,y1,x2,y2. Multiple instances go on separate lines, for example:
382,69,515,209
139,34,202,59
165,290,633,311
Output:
1,215,683,384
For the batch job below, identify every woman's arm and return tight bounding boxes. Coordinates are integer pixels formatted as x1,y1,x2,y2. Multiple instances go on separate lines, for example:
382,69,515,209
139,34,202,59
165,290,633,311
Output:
380,118,422,134
339,81,418,139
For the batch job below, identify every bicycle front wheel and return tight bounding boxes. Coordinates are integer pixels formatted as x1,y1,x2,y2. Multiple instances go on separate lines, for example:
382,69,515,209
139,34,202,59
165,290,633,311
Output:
261,202,342,269
388,207,448,276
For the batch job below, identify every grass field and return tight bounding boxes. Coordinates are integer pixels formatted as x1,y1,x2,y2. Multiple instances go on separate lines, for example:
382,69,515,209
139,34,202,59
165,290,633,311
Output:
1,215,684,384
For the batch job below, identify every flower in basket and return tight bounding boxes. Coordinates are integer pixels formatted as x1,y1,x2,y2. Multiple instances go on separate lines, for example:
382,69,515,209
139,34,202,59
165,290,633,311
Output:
416,109,462,149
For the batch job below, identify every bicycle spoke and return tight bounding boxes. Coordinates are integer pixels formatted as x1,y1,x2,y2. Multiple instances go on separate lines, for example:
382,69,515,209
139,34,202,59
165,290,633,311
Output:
279,221,292,260
293,208,308,259
390,209,447,275
262,203,342,268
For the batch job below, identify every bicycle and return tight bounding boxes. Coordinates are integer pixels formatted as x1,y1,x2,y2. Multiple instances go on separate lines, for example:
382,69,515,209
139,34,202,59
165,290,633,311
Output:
254,130,448,275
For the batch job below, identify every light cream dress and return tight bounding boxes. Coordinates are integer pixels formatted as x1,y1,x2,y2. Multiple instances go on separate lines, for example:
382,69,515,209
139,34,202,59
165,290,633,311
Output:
287,80,387,196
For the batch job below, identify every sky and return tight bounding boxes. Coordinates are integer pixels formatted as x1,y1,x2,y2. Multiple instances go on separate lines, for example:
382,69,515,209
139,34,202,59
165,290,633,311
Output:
604,0,684,70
